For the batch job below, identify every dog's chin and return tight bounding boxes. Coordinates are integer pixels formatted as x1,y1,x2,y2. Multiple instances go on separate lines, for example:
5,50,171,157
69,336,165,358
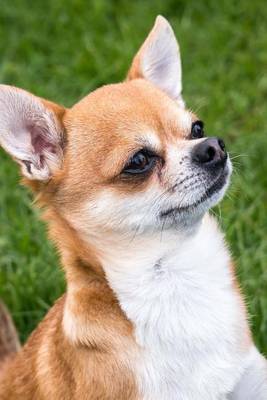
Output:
160,163,231,225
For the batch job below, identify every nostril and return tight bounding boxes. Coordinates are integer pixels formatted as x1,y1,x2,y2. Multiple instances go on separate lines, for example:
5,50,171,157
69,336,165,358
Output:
207,146,216,162
218,138,226,152
193,143,217,164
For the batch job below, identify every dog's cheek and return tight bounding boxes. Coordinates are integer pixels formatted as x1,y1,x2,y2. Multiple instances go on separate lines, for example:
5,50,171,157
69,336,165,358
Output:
69,187,163,236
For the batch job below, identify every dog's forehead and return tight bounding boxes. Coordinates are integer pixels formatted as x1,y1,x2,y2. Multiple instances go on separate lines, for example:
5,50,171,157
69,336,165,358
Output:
65,80,193,147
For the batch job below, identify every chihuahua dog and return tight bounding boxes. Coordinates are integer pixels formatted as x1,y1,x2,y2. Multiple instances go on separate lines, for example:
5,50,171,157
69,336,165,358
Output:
0,16,266,400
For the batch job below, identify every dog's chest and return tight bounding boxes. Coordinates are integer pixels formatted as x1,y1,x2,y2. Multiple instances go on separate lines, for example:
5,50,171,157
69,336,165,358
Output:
132,267,243,400
103,221,247,400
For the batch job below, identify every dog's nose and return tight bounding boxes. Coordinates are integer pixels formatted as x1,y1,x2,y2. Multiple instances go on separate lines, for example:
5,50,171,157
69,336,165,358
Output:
192,137,227,167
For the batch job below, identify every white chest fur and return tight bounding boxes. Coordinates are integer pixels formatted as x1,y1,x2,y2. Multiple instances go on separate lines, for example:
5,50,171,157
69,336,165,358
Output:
100,214,249,400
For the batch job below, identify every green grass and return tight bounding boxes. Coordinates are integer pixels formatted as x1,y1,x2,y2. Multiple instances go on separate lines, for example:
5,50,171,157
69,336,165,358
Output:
0,0,267,351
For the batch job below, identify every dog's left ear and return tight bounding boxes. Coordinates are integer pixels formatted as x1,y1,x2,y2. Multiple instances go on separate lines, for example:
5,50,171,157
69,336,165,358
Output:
0,85,66,182
127,15,184,107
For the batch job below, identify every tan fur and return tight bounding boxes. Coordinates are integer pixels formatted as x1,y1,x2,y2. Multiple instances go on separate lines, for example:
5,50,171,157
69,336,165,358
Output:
0,303,20,369
0,19,252,400
0,296,138,399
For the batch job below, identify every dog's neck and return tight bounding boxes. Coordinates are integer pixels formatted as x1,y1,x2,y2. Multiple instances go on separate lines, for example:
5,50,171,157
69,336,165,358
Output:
61,208,247,398
85,215,248,400
66,213,231,335
58,211,228,295
79,213,202,266
94,213,231,303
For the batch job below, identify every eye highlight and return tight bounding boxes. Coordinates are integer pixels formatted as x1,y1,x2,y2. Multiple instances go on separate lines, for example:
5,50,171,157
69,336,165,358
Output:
191,120,204,139
122,149,157,175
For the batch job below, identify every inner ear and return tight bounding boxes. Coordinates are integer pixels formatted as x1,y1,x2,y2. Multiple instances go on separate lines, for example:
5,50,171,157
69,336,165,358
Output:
0,85,66,181
29,123,58,154
127,16,184,107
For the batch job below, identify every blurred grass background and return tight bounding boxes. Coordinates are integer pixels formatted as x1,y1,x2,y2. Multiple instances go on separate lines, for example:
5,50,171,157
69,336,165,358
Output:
0,0,266,351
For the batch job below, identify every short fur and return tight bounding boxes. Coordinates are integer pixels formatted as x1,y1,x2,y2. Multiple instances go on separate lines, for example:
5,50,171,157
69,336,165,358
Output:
0,16,266,400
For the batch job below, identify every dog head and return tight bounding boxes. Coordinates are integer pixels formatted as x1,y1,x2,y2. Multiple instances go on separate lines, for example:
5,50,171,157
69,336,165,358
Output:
0,16,231,238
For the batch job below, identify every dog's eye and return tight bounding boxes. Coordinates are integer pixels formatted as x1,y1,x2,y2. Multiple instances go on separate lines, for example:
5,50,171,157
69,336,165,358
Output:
123,149,156,174
191,121,204,139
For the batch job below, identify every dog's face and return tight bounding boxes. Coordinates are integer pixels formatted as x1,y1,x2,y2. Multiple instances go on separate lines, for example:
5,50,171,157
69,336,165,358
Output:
0,16,231,236
62,80,231,235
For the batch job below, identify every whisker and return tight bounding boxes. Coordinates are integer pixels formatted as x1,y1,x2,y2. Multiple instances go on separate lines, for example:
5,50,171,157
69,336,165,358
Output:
229,153,248,160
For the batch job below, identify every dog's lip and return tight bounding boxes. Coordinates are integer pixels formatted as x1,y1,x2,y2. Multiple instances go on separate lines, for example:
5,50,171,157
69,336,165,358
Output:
160,168,229,218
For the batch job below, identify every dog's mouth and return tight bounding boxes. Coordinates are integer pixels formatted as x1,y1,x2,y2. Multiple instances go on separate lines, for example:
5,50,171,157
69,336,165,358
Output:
160,167,229,218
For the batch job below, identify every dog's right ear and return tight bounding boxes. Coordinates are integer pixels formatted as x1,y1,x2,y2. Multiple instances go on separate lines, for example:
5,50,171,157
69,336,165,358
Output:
0,85,66,182
127,16,184,108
